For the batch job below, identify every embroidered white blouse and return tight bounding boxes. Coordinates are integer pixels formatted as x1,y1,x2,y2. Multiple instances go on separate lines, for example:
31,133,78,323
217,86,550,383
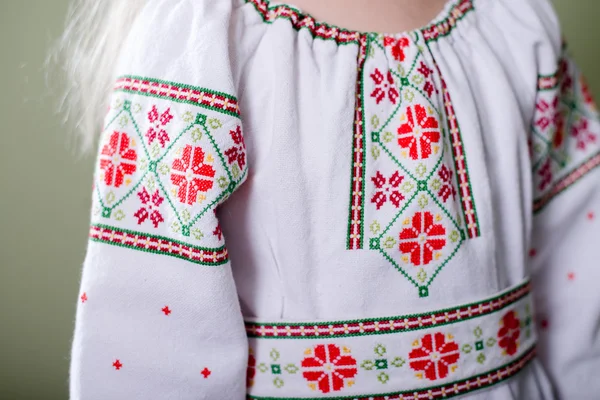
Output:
68,0,600,398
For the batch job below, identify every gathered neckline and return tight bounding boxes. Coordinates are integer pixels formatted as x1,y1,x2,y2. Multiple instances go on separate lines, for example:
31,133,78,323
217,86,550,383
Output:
244,0,474,44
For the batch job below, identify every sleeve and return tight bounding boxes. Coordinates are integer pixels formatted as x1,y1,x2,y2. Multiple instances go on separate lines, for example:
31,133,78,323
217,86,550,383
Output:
529,21,600,399
68,2,250,399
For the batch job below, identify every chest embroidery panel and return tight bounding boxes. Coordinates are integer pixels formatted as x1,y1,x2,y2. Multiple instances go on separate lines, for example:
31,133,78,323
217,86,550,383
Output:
346,28,481,298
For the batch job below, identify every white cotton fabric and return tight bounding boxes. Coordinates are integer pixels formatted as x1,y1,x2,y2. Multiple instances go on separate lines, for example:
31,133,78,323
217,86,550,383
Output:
69,0,600,399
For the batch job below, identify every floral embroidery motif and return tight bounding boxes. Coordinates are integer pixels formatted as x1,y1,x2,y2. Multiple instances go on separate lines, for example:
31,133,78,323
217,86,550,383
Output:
538,160,553,191
301,344,358,393
99,131,137,188
433,164,456,202
399,211,446,267
397,104,441,160
571,118,597,151
360,344,405,384
146,105,173,147
254,348,300,389
383,36,410,62
224,125,246,171
460,326,496,365
170,145,216,205
409,332,460,381
134,187,165,228
370,68,399,105
371,171,405,209
247,351,257,388
498,310,520,356
535,97,565,150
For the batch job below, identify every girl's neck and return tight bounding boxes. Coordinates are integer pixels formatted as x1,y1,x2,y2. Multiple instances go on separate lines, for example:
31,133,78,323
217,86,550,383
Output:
282,0,450,34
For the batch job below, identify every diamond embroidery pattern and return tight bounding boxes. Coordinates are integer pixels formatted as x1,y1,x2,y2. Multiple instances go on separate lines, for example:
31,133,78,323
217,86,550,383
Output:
532,52,600,212
92,87,246,257
364,32,467,297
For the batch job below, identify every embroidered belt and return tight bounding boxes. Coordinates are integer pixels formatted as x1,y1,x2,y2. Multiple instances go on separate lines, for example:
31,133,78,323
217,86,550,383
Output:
245,280,535,399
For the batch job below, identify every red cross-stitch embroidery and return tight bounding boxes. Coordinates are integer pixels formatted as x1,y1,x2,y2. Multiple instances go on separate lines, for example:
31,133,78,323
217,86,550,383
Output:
113,359,123,370
370,68,399,105
408,332,460,381
538,159,553,191
224,125,246,170
383,36,410,62
161,306,171,316
301,344,357,394
437,165,456,202
247,351,256,388
535,97,565,148
80,292,87,303
99,131,137,188
371,171,405,209
146,105,173,147
399,211,446,266
134,187,165,228
201,367,211,378
397,104,441,160
498,310,520,356
571,118,597,151
170,145,216,205
417,61,434,78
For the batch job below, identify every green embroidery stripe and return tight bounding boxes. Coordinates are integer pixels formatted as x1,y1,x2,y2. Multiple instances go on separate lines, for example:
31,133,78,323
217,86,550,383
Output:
533,151,600,213
346,35,369,249
114,76,241,118
422,0,474,43
245,280,530,338
89,224,229,266
245,0,470,46
247,346,536,400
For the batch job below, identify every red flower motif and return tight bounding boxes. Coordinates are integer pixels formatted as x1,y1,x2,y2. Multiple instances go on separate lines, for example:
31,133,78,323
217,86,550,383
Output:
301,344,357,394
134,187,165,228
146,105,173,147
423,82,435,98
538,159,553,191
170,145,216,205
99,131,137,188
383,36,410,62
535,97,565,148
224,126,246,170
559,59,573,93
571,118,597,151
417,61,433,78
498,310,521,356
370,68,399,105
409,332,460,381
399,211,446,266
371,171,405,209
213,223,223,241
437,165,456,202
397,104,441,160
247,352,256,388
580,75,596,107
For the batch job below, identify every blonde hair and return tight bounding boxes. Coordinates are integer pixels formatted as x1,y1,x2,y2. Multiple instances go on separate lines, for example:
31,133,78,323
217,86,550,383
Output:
49,0,147,152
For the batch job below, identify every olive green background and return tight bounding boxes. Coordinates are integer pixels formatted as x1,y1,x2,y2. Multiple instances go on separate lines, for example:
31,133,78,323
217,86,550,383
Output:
0,1,598,399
